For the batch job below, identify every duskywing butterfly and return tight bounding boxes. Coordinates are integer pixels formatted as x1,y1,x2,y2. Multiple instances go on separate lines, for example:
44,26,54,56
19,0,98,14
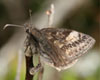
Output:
4,4,95,72
26,27,95,71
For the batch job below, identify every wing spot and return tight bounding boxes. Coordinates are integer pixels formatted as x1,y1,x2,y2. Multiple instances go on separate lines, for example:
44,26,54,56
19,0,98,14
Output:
66,49,71,54
54,40,64,48
72,43,76,47
54,40,60,45
54,40,58,44
61,45,68,50
66,31,79,42
56,32,60,35
89,38,92,41
75,41,79,45
82,35,88,40
82,46,85,48
48,32,52,35
79,48,82,50
75,50,78,52
65,49,74,57
59,44,64,48
47,36,53,39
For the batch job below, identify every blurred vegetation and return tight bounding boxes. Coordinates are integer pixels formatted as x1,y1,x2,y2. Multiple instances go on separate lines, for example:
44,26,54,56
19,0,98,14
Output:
0,0,99,80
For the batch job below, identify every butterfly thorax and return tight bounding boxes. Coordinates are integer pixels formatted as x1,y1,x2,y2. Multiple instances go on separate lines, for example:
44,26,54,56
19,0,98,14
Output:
27,28,63,66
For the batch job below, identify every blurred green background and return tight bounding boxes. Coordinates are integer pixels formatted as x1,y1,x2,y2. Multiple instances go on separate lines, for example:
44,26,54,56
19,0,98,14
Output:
0,0,99,80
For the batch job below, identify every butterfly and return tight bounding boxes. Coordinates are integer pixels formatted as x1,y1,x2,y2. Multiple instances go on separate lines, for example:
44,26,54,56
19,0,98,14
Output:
3,5,96,80
26,27,95,71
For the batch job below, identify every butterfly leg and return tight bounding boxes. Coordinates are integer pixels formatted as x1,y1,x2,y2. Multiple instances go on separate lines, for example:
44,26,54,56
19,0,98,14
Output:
29,56,44,80
29,64,43,75
37,57,44,80
37,67,44,80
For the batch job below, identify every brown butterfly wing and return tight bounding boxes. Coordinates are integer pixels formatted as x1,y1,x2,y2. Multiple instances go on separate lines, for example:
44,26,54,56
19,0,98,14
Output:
40,28,95,70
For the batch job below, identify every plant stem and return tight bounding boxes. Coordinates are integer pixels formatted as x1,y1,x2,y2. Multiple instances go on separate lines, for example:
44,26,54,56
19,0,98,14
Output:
25,56,34,80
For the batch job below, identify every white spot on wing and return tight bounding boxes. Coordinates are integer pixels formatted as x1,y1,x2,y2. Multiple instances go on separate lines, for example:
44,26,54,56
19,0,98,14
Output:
66,31,79,42
47,36,53,39
59,44,64,48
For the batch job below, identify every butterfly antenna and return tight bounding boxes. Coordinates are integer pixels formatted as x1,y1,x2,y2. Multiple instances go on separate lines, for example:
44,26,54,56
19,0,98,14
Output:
3,24,24,30
46,4,55,27
29,9,33,28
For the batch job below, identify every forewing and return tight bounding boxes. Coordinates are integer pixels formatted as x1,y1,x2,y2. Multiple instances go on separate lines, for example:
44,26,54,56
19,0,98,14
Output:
40,28,95,69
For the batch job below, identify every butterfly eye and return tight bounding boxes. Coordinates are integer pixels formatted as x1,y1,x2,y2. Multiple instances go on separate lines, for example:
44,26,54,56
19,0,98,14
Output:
26,28,29,33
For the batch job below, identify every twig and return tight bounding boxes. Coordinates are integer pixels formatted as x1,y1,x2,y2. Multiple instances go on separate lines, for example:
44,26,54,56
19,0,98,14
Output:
25,56,34,80
24,36,34,80
46,4,55,27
